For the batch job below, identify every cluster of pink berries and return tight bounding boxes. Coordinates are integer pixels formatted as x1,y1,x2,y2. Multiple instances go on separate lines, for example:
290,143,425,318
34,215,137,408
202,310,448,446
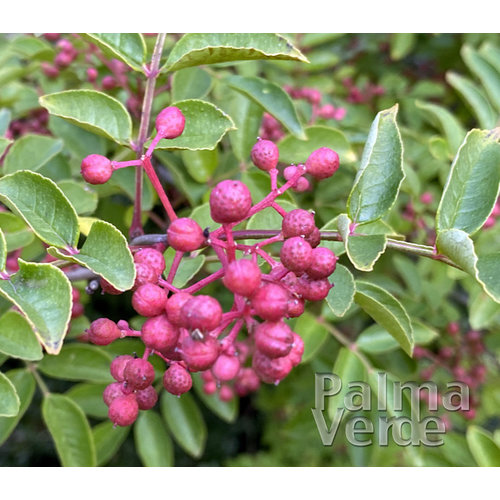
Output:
415,322,487,421
41,37,78,78
79,105,340,427
4,109,50,141
342,77,385,104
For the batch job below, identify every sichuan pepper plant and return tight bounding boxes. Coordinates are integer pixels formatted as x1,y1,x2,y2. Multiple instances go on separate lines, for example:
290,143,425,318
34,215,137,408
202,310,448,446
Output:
0,33,499,467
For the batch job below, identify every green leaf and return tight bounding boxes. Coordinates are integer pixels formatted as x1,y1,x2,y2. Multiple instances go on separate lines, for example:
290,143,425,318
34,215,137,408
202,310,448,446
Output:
479,42,500,74
338,213,387,272
227,90,263,162
134,411,174,467
66,382,109,419
357,320,438,354
277,125,356,164
49,220,135,292
38,344,114,383
0,371,20,417
80,33,146,72
0,228,5,272
40,90,132,145
446,72,497,129
469,291,500,330
163,33,308,72
295,311,329,363
58,180,98,216
42,393,96,467
192,374,239,423
0,310,43,361
160,390,206,459
354,281,413,356
462,45,500,112
0,170,79,249
10,35,54,59
436,128,500,235
347,105,404,224
163,248,206,288
390,33,416,60
415,100,466,154
436,229,500,303
0,108,12,135
0,369,35,446
171,67,212,102
3,134,63,174
93,420,129,466
225,75,306,139
0,260,72,355
466,425,500,466
0,137,12,156
181,149,218,183
325,264,356,317
154,99,235,151
0,213,34,253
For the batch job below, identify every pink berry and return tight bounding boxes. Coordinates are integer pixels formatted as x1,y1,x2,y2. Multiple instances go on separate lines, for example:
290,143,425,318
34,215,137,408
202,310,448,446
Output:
88,318,121,346
135,385,158,410
218,385,234,402
181,295,222,332
447,322,460,336
134,248,166,277
251,138,279,171
286,297,305,318
102,75,117,90
163,363,193,395
181,336,219,372
211,353,240,381
87,67,98,82
123,358,155,390
292,177,310,192
252,350,293,384
165,292,193,327
80,154,113,185
133,262,158,289
155,106,185,139
306,247,337,279
251,284,289,321
41,62,59,78
103,382,127,406
54,51,75,68
304,226,321,248
131,283,167,317
305,147,339,180
108,394,139,427
280,237,313,273
255,321,294,359
209,180,252,223
298,276,332,301
110,355,134,382
281,209,316,238
420,192,433,205
167,217,205,252
286,333,304,366
234,368,260,396
203,381,217,395
141,314,179,351
223,259,261,297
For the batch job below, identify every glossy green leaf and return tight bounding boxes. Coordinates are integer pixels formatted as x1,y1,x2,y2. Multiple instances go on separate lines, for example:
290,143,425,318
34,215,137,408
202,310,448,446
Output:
354,281,413,356
10,35,54,59
0,371,19,417
390,33,416,60
357,320,438,354
49,220,135,292
134,411,174,467
347,105,404,224
40,90,132,145
163,248,206,288
479,42,500,74
0,369,35,446
38,344,114,383
42,393,96,467
161,390,206,459
225,75,306,139
0,212,35,253
436,229,500,303
436,128,500,235
0,229,5,272
66,382,109,419
171,67,212,102
338,213,387,272
325,264,356,317
277,125,356,164
3,134,63,174
154,99,235,151
181,149,218,183
295,311,329,363
462,45,500,111
469,291,500,330
163,33,308,73
0,260,72,355
446,72,497,129
93,420,129,466
0,310,43,361
415,100,466,154
466,425,500,466
192,374,238,423
58,180,98,216
81,33,146,72
0,137,12,156
227,90,263,162
0,170,79,248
